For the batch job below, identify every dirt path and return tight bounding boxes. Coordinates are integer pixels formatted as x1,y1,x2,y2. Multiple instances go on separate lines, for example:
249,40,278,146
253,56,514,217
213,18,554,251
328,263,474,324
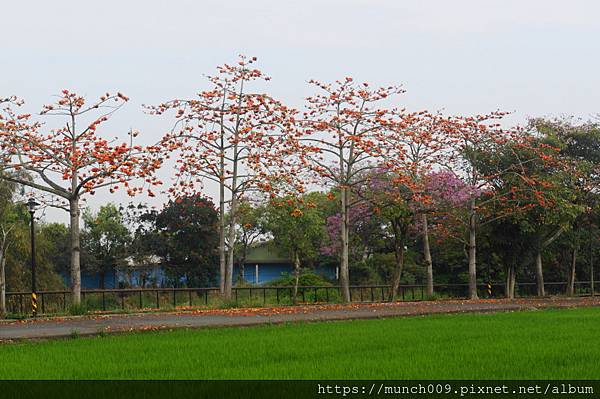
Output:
1,297,599,340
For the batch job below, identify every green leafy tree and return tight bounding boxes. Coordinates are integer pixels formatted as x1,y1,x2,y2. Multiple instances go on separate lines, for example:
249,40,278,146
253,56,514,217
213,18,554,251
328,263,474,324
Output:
81,204,131,289
474,131,583,297
233,199,264,283
531,118,600,295
0,179,19,316
262,193,325,303
136,195,219,287
1,202,66,314
38,223,70,276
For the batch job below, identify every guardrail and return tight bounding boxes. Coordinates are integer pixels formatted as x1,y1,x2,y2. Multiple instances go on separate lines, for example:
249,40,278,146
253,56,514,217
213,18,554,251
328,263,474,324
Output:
3,281,597,316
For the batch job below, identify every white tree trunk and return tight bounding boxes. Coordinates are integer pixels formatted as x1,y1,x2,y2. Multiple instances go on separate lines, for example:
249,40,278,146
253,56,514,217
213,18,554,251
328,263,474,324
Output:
510,267,516,299
224,194,238,299
567,246,578,297
535,251,545,297
421,213,433,298
69,197,82,306
218,180,226,295
535,228,562,297
468,201,478,300
389,223,406,302
0,250,6,317
505,266,510,298
339,187,351,303
292,251,300,304
505,264,516,299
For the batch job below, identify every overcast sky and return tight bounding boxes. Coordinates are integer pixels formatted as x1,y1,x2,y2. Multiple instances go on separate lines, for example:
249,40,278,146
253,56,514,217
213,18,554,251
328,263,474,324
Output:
3,0,600,223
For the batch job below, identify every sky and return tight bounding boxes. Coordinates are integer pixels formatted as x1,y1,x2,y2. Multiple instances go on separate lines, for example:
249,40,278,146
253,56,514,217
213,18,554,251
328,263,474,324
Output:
2,0,600,223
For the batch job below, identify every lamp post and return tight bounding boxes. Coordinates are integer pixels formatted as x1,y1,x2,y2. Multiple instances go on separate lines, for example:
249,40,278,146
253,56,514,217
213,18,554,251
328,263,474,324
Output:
27,197,39,317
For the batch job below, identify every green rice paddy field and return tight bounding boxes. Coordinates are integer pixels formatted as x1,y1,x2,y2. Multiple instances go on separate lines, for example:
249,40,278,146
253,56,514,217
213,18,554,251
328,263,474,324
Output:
0,307,599,379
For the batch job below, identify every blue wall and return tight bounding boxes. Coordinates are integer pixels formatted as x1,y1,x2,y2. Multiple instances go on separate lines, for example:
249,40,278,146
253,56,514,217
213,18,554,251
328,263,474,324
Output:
62,271,117,289
233,263,336,285
233,263,291,284
116,268,167,287
65,264,336,289
62,268,167,289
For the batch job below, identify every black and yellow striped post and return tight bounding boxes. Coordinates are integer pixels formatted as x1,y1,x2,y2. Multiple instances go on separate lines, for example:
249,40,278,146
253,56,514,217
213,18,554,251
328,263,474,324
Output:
27,197,39,317
31,292,38,317
487,282,492,298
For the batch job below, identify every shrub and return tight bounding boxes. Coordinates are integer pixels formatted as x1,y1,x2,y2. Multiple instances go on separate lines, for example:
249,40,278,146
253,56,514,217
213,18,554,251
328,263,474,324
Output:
268,272,333,287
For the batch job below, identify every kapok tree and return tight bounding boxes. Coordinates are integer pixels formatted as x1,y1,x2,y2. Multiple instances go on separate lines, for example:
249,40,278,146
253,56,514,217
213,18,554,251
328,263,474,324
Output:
148,56,297,299
298,78,404,302
0,91,162,304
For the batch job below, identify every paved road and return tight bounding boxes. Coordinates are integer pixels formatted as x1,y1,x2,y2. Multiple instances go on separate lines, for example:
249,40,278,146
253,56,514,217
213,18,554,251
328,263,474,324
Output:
1,297,598,340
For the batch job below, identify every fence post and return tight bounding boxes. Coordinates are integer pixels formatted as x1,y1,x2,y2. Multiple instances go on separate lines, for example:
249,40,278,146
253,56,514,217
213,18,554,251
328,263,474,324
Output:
63,292,66,312
205,290,208,305
41,293,45,314
156,291,160,309
276,288,280,304
172,288,176,308
263,288,266,305
102,292,106,311
188,290,192,307
139,290,143,309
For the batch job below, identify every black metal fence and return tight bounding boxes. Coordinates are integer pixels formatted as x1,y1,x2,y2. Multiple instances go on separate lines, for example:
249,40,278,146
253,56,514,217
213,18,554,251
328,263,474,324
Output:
3,281,597,316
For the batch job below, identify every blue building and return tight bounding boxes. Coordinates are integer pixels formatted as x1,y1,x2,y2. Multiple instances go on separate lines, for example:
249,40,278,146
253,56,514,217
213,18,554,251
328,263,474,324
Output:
71,245,337,289
63,255,167,289
233,244,336,284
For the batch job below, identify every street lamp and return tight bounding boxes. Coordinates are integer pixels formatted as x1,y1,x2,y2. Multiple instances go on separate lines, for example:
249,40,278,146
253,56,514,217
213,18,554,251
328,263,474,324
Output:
27,197,39,317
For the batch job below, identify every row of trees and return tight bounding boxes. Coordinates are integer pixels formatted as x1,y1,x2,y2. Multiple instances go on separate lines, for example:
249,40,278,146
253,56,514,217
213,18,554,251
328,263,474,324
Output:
2,56,599,309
